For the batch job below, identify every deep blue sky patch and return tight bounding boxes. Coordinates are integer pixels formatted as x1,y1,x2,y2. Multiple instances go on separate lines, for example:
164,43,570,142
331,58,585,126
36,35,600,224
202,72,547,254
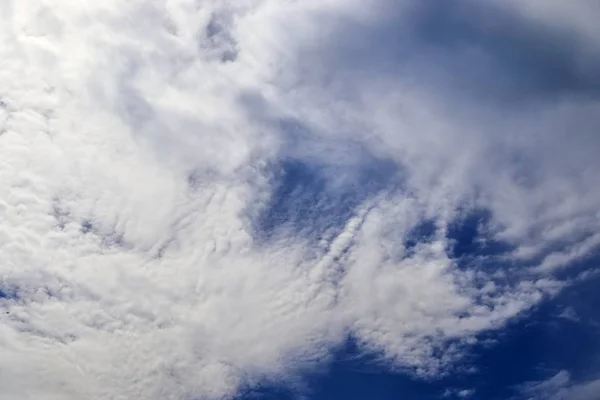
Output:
235,265,600,400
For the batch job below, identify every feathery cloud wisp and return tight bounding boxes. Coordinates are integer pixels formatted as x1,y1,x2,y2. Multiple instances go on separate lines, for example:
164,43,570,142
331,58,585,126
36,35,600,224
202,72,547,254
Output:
1,0,599,398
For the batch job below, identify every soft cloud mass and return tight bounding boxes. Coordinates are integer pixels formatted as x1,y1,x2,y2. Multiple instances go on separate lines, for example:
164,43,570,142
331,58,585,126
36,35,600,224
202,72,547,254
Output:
0,1,599,399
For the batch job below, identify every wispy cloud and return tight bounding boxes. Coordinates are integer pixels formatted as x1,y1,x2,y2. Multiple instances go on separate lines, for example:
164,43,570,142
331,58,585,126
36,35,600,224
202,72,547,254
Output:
1,0,599,398
519,370,600,400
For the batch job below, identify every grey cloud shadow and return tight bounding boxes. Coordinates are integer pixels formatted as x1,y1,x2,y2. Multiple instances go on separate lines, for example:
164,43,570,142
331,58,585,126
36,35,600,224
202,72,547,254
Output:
203,12,239,63
311,0,600,106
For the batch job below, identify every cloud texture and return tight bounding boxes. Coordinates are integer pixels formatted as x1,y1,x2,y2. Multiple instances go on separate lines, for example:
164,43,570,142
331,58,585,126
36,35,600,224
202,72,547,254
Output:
1,0,599,399
520,370,600,400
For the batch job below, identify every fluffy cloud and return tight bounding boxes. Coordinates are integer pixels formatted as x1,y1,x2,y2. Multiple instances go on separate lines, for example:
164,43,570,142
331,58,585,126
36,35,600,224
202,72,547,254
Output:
1,0,598,399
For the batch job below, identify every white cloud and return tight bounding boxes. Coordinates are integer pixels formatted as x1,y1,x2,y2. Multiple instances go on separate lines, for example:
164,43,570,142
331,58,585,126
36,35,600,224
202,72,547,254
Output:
520,370,600,400
1,0,599,399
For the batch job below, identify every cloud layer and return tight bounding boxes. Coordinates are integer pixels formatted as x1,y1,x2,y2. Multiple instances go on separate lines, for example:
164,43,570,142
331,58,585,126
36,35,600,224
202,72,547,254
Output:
1,0,599,399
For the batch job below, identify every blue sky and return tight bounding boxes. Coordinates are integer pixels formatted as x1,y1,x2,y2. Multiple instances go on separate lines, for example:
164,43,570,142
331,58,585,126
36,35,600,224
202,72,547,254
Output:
1,1,599,399
237,157,600,400
236,253,600,400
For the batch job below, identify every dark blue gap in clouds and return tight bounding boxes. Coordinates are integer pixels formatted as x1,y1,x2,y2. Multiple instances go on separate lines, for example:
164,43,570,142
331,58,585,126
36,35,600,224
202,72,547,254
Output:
404,219,437,251
234,268,600,400
252,157,398,243
401,208,515,261
459,264,600,400
0,285,17,300
446,208,515,265
446,208,518,297
235,209,600,400
447,206,600,284
235,338,448,400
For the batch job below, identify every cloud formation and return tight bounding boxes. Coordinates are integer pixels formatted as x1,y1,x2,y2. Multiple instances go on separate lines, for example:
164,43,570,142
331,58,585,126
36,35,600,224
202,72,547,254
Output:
1,0,599,399
519,370,600,400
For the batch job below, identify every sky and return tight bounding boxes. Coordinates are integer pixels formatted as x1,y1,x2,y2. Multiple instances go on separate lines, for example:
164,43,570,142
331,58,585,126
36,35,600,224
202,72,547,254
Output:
0,1,599,399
